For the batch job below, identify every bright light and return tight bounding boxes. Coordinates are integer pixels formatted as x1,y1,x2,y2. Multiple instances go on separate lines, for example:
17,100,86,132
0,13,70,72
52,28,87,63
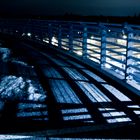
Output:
27,33,31,37
75,51,82,56
87,39,96,44
123,34,127,39
104,63,112,69
51,36,58,46
108,29,111,32
43,38,49,43
117,39,127,45
90,36,94,39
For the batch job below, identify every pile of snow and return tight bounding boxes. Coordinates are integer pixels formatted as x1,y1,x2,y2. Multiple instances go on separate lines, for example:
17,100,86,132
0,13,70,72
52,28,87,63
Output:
0,76,46,102
27,79,46,101
0,47,11,62
0,76,26,100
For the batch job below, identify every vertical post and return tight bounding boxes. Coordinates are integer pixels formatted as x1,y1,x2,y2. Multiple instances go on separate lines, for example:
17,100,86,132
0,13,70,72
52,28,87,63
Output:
69,24,73,53
58,25,62,48
125,25,134,81
48,23,53,47
30,21,35,40
100,25,107,68
82,25,88,59
39,21,43,42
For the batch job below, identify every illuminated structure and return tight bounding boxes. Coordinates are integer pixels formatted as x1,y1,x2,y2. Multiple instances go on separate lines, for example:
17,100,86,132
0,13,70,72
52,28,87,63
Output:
0,19,140,139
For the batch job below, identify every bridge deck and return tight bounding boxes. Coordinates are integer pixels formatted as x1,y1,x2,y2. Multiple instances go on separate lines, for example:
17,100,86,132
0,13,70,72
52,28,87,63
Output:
0,40,140,138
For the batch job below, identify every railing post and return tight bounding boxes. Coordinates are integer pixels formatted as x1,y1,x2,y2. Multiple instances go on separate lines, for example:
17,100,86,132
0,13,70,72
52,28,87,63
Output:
48,23,53,47
40,22,45,42
125,25,134,81
82,25,88,59
69,24,73,53
100,24,107,68
58,25,62,48
30,21,35,40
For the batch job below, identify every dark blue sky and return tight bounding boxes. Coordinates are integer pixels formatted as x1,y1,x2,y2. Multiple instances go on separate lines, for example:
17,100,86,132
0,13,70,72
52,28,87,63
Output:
0,0,140,16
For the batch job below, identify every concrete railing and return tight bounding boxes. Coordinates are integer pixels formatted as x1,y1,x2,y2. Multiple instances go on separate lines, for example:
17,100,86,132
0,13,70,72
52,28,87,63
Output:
0,19,140,90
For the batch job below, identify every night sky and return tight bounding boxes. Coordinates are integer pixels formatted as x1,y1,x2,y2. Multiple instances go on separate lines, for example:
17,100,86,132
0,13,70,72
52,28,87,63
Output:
0,0,140,17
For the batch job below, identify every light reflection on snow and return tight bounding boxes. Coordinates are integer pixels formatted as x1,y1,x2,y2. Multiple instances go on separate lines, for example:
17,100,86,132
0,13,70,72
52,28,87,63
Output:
102,84,131,102
17,111,48,117
127,105,140,108
63,114,92,121
77,81,111,103
99,108,132,123
82,69,106,83
107,117,131,123
102,112,126,117
18,103,46,109
0,135,33,140
61,108,94,123
63,67,88,81
98,108,115,111
62,108,88,114
17,103,48,119
133,111,140,115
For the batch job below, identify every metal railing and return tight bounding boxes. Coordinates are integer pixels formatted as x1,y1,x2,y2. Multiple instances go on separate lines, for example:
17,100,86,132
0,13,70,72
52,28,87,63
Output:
0,19,140,90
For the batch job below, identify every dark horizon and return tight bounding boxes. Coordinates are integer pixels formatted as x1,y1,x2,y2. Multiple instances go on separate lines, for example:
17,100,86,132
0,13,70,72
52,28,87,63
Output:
0,0,140,17
0,0,140,25
0,14,140,25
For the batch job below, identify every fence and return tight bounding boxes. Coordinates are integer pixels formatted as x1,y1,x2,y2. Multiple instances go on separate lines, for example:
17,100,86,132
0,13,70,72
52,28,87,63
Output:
0,19,140,90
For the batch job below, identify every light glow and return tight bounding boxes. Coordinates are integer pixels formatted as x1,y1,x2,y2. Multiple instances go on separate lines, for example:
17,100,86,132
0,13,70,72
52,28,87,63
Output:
123,34,127,39
27,32,31,37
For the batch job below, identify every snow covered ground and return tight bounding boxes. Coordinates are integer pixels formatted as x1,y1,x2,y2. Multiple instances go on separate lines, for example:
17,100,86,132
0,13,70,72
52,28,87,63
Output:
0,75,46,102
0,46,46,113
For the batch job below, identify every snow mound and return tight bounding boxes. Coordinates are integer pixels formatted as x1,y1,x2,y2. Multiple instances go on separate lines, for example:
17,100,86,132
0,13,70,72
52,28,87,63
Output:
0,76,46,101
